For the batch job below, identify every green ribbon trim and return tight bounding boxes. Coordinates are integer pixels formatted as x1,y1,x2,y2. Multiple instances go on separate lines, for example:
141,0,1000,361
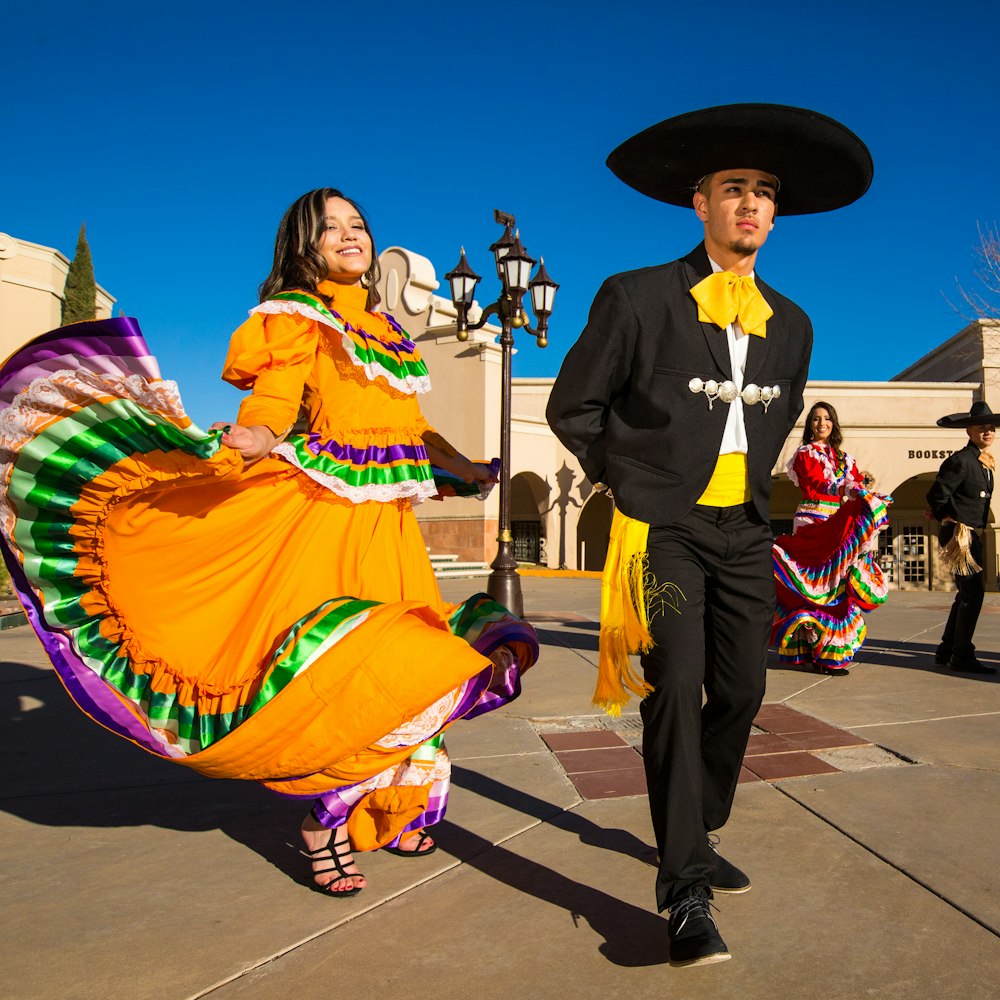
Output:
265,291,429,385
4,387,389,755
281,435,435,490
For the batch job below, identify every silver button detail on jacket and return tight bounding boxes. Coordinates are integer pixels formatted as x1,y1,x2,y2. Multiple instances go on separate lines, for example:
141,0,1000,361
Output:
688,378,781,412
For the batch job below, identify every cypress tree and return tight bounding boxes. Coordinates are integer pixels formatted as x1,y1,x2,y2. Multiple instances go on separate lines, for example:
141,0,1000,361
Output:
61,223,97,325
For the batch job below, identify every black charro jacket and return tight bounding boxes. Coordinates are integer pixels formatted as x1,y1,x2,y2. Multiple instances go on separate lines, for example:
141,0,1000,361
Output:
546,243,813,526
926,441,993,538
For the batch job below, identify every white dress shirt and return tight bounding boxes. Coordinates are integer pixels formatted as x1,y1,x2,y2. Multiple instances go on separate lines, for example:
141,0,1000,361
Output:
707,255,751,456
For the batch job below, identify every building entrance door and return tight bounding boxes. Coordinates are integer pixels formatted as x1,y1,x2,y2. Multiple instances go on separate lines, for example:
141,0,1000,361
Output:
878,520,931,590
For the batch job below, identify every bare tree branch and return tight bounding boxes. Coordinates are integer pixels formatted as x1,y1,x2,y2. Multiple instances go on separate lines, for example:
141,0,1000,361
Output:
947,222,1000,321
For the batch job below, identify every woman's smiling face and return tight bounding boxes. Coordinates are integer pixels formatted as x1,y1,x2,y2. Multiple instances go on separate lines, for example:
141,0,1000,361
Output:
317,196,373,286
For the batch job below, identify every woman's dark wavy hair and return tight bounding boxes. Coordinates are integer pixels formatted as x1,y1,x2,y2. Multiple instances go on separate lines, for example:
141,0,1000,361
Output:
258,188,381,308
802,400,844,452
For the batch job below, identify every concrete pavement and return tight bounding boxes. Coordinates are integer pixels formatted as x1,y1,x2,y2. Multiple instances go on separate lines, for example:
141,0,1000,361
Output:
2,578,1000,998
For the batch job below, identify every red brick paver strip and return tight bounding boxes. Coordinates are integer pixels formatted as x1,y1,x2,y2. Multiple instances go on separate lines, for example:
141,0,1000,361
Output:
745,732,799,756
571,767,648,799
738,766,763,784
743,751,841,780
540,731,628,752
555,746,643,774
783,730,872,751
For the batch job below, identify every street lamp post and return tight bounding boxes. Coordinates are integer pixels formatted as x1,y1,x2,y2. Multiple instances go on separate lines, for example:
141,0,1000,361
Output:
445,209,558,617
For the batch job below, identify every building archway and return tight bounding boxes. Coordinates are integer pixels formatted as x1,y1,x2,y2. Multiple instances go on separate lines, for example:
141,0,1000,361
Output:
577,491,614,571
511,471,549,565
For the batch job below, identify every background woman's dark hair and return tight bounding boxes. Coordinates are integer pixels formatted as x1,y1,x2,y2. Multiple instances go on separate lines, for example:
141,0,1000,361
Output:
802,400,844,452
258,188,381,309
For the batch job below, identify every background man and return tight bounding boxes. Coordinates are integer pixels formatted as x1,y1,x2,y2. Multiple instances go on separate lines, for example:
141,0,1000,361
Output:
546,104,872,967
927,400,997,674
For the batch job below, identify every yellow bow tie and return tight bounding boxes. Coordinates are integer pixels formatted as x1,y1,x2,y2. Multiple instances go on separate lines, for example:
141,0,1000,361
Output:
690,270,773,338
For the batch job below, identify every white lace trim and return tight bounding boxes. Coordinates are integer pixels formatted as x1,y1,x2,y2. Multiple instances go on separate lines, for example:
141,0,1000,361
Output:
271,442,438,505
786,442,859,492
250,300,432,395
0,368,190,544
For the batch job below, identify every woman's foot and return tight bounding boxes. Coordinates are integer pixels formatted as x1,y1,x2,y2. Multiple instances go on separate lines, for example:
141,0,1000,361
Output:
300,812,367,896
382,828,438,857
815,663,850,677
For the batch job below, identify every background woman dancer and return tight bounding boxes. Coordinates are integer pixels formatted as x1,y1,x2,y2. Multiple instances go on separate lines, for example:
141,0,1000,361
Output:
772,401,891,676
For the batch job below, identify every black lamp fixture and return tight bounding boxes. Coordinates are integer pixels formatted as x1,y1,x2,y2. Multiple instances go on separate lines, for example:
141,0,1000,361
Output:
443,209,559,616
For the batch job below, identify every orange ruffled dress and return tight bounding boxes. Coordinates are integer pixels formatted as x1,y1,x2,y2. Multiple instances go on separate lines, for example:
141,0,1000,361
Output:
0,282,536,850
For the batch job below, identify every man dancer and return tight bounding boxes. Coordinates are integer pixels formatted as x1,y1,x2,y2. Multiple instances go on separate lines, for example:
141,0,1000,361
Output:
547,104,872,966
928,400,997,674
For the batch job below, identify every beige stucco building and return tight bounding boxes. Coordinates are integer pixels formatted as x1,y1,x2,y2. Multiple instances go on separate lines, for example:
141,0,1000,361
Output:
377,247,999,593
2,232,993,593
0,232,115,362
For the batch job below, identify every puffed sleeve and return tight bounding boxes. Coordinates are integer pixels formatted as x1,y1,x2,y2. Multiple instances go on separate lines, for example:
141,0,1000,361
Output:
789,445,840,498
845,454,865,490
221,312,319,435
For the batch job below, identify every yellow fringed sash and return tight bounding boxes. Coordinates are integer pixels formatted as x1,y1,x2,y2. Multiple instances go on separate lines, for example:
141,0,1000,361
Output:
941,522,982,576
595,509,687,715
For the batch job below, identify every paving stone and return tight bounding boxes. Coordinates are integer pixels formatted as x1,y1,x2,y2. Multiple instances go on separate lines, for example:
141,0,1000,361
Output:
540,730,627,752
743,751,841,780
570,766,648,799
786,729,871,751
555,746,642,774
744,732,799,756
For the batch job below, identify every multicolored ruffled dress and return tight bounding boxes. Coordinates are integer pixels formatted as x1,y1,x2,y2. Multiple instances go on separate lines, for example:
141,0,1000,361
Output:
0,280,537,851
771,442,891,671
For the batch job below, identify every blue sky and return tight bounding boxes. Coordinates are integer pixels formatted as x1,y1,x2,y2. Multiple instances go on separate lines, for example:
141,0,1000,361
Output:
4,1,999,426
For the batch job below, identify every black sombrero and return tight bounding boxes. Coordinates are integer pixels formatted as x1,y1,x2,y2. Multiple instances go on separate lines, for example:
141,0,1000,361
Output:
607,103,873,216
937,400,998,429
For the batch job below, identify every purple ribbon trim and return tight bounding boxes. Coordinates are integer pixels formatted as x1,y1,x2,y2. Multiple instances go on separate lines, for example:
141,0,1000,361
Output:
0,317,161,405
304,433,428,465
328,307,416,356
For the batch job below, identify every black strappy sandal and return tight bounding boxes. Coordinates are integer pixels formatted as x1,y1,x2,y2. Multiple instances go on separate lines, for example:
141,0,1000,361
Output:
382,829,438,858
300,818,366,897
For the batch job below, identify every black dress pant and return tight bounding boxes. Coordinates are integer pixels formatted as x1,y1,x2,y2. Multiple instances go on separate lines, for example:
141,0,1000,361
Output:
939,530,985,662
639,502,774,912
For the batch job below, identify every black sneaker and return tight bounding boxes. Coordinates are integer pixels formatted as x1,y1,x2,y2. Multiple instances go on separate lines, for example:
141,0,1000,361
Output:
934,644,952,666
707,836,751,893
666,887,731,967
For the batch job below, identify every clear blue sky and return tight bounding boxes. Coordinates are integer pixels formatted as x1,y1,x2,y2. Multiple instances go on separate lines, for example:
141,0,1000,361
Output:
4,1,998,426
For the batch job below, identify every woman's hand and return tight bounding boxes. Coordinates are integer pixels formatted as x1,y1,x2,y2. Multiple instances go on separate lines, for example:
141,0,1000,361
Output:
424,443,497,486
453,457,498,486
209,422,277,463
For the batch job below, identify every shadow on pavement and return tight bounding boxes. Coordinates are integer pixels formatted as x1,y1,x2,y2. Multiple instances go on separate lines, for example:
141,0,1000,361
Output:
0,660,328,884
447,765,666,967
535,627,599,652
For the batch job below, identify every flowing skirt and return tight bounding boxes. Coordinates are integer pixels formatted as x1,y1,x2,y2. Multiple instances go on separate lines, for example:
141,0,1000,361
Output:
771,489,892,669
0,318,537,849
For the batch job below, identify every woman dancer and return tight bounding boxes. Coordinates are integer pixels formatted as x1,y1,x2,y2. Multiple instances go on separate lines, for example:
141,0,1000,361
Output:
772,402,891,675
0,187,536,897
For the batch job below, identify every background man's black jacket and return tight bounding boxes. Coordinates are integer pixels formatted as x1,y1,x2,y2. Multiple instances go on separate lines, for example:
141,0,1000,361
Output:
927,441,993,540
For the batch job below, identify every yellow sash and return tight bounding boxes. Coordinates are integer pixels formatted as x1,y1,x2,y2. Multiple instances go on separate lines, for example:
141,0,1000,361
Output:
696,452,751,506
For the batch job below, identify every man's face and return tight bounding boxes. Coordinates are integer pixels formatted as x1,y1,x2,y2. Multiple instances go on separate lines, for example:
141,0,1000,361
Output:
967,423,996,450
693,169,777,263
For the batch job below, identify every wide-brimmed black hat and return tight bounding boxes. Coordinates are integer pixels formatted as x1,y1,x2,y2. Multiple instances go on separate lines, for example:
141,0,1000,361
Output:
937,400,998,428
606,103,873,215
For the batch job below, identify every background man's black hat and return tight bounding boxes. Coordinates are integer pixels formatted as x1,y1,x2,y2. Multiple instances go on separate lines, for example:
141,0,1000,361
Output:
937,400,998,429
607,103,873,215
